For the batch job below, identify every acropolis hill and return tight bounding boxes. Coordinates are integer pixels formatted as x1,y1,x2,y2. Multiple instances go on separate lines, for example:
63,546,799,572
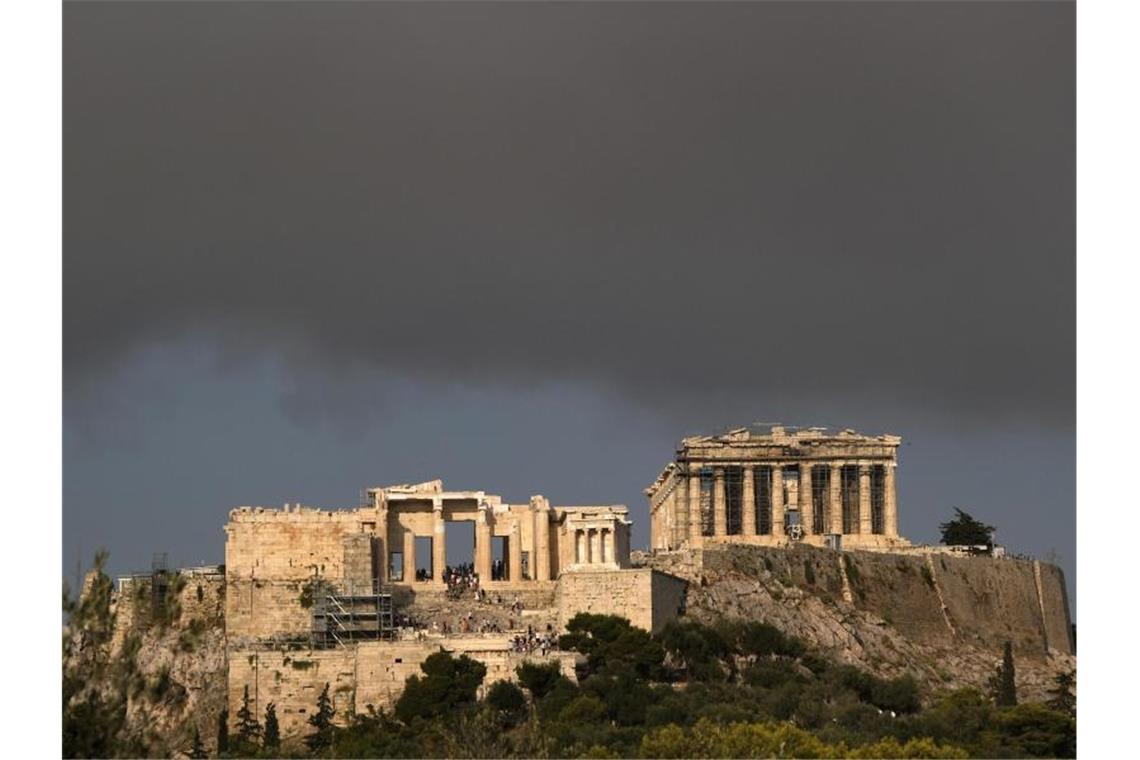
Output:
64,425,1074,756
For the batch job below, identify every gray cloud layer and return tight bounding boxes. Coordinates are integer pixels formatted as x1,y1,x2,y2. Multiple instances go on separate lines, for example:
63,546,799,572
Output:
65,2,1074,429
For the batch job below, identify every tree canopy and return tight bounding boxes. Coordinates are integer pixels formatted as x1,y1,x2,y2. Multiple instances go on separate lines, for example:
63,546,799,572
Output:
939,508,996,548
395,652,487,724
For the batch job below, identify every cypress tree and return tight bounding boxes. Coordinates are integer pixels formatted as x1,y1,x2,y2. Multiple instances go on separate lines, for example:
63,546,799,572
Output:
235,685,261,748
1047,670,1076,715
263,702,281,752
305,683,336,753
993,640,1018,707
216,709,229,756
188,726,206,759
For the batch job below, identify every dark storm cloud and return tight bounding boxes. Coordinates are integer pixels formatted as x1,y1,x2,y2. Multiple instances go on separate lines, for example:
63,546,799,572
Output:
64,2,1074,428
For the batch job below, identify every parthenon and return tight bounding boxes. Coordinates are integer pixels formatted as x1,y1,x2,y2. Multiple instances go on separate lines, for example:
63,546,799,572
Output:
646,425,909,551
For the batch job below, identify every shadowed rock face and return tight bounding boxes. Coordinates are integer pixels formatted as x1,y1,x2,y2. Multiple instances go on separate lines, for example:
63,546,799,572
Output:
640,544,1074,703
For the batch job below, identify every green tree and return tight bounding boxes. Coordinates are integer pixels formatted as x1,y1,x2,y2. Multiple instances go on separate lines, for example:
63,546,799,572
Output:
485,680,527,727
939,508,995,549
306,683,337,753
235,685,261,750
990,641,1018,707
187,726,206,759
657,621,730,681
993,702,1076,758
516,660,563,700
263,702,281,752
1047,670,1076,716
395,652,487,723
560,613,665,680
215,709,229,756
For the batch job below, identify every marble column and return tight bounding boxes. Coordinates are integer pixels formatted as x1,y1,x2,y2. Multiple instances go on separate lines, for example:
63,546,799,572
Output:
859,464,872,535
688,468,703,544
801,464,814,536
742,467,757,536
602,529,612,564
432,501,446,583
534,498,551,580
884,463,898,536
713,468,727,536
771,465,785,537
402,529,416,584
509,522,523,581
475,504,492,582
590,527,602,565
376,506,389,584
829,463,843,534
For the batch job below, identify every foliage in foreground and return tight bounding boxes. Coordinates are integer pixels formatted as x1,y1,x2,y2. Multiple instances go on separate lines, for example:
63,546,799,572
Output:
303,615,1073,759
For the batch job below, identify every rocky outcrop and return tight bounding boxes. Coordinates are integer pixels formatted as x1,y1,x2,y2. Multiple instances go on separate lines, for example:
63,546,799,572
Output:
64,570,228,757
642,544,1075,703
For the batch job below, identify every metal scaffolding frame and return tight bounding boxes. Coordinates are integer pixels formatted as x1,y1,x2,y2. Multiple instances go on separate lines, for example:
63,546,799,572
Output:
755,466,773,535
811,466,830,535
724,466,744,535
870,465,886,535
841,465,861,534
310,579,395,649
699,467,714,536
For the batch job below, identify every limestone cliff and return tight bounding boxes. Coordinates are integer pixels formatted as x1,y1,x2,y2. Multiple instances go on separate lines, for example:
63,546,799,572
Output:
640,544,1075,703
63,569,228,757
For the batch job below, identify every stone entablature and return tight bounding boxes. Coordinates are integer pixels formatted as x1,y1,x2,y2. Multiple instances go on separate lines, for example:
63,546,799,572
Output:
646,426,909,552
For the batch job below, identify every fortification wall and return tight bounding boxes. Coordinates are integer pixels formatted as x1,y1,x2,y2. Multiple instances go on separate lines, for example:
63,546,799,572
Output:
225,508,366,580
555,568,686,632
228,639,577,738
1037,562,1075,654
650,569,689,632
225,579,310,645
225,509,381,642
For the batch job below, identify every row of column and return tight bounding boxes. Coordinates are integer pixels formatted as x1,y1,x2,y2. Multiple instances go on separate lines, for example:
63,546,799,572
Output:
687,462,897,541
396,500,553,585
574,527,616,565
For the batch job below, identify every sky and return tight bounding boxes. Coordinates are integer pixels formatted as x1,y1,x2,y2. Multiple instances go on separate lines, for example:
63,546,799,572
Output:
63,2,1075,610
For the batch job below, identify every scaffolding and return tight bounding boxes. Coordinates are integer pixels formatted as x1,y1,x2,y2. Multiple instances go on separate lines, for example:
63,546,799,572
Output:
841,465,860,534
150,552,170,617
699,467,714,536
310,579,395,649
870,465,886,534
756,466,773,535
725,466,744,535
811,466,829,535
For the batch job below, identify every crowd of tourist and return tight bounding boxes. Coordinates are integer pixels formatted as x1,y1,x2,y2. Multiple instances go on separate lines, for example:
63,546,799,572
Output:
445,562,480,599
414,562,524,597
388,563,557,650
510,624,556,655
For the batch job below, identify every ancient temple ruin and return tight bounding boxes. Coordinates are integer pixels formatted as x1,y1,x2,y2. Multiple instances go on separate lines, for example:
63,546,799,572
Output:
646,425,909,551
371,479,632,584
